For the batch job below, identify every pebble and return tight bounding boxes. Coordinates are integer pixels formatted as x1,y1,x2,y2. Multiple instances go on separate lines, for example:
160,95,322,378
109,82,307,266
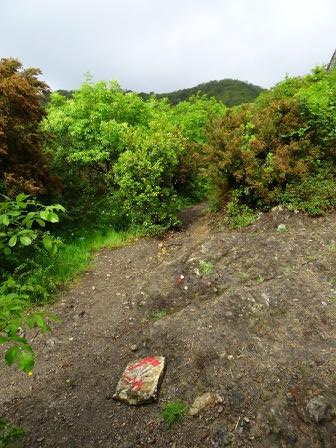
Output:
130,344,138,352
307,396,335,422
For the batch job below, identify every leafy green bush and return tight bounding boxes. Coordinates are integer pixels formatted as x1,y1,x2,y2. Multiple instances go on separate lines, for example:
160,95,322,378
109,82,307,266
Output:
43,79,225,228
0,194,64,269
113,120,185,228
279,164,336,215
0,194,64,372
0,277,55,373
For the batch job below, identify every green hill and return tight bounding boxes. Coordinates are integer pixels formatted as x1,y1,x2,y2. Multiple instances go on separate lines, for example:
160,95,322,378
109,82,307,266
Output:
140,79,266,106
45,79,265,107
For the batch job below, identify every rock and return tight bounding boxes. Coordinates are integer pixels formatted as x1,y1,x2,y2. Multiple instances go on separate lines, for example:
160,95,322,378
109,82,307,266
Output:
130,344,138,352
189,392,223,416
306,396,335,423
113,356,166,405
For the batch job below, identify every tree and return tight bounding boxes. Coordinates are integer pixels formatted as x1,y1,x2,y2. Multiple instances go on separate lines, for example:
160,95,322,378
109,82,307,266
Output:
0,58,56,197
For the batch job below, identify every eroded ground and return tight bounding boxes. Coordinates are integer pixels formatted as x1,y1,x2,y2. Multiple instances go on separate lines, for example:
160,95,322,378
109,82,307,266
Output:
1,204,336,447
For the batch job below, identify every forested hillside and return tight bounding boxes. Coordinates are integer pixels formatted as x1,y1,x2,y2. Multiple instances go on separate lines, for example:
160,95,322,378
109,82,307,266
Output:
140,78,266,106
45,78,265,107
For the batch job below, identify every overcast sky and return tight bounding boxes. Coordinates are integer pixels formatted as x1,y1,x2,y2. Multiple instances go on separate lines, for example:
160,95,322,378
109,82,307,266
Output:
0,0,335,92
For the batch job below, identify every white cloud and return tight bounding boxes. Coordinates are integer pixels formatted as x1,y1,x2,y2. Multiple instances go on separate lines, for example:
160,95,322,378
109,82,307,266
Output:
0,0,335,91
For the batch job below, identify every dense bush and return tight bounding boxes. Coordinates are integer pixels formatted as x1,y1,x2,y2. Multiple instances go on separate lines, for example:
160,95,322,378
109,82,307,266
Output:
206,67,336,218
0,58,57,197
43,79,225,228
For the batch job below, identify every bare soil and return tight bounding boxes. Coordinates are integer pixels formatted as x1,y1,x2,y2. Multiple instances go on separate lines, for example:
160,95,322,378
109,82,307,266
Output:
1,204,336,447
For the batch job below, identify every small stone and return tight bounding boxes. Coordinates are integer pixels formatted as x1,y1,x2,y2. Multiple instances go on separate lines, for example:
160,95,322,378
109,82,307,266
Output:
184,285,189,290
277,224,287,233
92,286,96,291
37,437,45,443
189,392,223,416
106,274,111,278
227,355,234,360
113,356,166,405
130,344,138,352
306,396,335,422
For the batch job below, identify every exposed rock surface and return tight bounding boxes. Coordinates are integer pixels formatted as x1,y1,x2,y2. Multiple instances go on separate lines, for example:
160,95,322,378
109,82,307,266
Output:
1,204,336,447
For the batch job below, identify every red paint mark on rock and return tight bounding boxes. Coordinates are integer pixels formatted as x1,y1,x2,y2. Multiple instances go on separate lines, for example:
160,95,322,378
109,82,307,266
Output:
128,356,161,371
123,375,144,391
114,355,166,405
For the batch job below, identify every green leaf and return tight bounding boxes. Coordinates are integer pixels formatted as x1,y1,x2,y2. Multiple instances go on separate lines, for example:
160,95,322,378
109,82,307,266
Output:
16,193,29,202
0,336,8,344
17,349,34,373
53,204,66,212
8,235,17,247
43,237,53,251
50,244,58,256
5,346,18,366
48,212,59,223
3,247,11,255
0,214,10,226
40,210,49,220
20,236,32,246
25,220,34,229
36,219,46,227
33,314,50,332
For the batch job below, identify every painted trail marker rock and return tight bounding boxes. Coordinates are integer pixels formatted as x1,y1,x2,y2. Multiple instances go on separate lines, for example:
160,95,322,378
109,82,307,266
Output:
113,356,166,405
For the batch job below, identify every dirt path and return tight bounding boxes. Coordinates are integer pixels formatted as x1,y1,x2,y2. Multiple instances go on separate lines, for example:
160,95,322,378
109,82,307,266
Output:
1,204,336,447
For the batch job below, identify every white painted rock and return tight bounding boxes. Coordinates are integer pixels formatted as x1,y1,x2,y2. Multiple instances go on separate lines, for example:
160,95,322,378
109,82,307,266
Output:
113,356,166,405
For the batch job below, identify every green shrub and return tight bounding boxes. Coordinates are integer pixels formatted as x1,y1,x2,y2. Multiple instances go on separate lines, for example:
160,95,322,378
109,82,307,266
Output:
0,418,25,448
279,164,336,215
162,400,188,426
0,194,64,273
113,120,185,228
225,190,257,228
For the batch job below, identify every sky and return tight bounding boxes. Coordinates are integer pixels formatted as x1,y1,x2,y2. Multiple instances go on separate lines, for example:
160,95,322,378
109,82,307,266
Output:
0,0,335,92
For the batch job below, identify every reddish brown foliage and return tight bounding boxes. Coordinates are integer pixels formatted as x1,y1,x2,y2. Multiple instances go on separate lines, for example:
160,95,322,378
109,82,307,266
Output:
206,98,320,206
0,58,57,196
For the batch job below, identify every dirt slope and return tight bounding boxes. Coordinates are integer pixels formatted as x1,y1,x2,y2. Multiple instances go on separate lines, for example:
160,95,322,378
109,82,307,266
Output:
1,204,336,447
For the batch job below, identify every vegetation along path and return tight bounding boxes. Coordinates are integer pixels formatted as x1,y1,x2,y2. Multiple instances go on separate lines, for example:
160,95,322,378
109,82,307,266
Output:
1,204,336,447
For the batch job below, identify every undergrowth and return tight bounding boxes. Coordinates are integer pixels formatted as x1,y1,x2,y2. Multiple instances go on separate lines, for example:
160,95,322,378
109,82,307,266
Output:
162,400,188,427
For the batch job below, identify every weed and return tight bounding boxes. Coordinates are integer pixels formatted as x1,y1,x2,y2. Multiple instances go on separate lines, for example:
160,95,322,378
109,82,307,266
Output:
225,191,257,229
150,309,167,321
277,224,288,233
199,260,214,276
0,419,25,448
162,400,188,427
256,274,265,284
238,271,250,281
327,242,335,254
